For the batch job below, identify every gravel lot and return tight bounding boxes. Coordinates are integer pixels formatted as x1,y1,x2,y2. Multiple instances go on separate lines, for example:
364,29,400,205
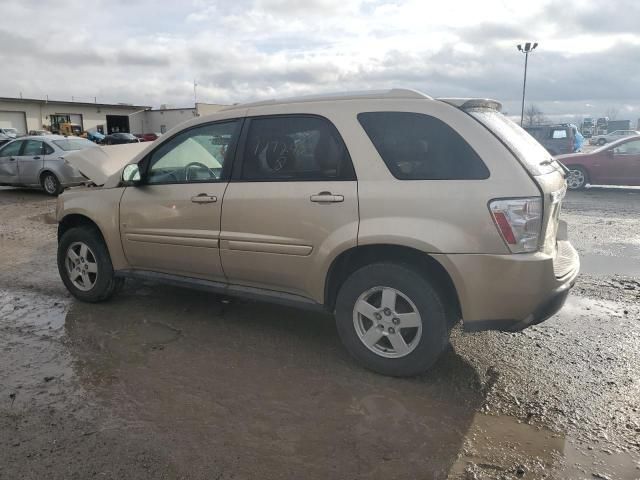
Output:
0,186,638,480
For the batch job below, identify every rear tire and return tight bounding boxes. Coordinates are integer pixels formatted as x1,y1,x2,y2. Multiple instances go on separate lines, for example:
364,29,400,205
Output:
567,166,588,190
57,226,123,302
41,172,62,196
597,138,606,146
335,263,450,377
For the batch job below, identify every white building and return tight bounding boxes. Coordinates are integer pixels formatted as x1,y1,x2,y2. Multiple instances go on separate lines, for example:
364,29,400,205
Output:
0,96,150,135
0,97,229,136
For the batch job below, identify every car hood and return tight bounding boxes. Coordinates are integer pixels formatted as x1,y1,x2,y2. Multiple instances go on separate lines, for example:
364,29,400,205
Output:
555,152,593,162
64,143,149,186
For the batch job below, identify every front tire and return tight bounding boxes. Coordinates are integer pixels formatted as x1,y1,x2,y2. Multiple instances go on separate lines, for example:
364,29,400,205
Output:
567,166,588,190
57,226,123,302
335,263,449,377
41,172,62,196
597,138,606,146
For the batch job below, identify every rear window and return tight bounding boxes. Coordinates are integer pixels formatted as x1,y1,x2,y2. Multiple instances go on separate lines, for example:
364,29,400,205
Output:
552,129,568,139
53,138,96,151
357,112,489,180
467,109,558,175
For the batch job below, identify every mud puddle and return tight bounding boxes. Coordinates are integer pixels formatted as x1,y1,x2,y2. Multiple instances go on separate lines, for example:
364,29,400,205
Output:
0,289,76,410
450,413,639,479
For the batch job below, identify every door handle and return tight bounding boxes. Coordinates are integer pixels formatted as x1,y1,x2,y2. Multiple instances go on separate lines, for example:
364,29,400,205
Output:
310,191,344,203
33,156,41,160
191,193,217,203
9,157,16,162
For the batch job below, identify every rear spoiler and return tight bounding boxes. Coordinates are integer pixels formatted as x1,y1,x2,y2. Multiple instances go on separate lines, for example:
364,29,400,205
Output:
437,98,502,112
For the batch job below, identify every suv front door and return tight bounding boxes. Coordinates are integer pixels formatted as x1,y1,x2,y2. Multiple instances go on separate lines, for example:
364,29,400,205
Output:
119,120,241,281
220,114,359,301
0,140,23,184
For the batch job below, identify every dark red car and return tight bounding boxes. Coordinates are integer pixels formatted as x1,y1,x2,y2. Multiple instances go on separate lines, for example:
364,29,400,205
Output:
133,132,161,142
557,135,640,190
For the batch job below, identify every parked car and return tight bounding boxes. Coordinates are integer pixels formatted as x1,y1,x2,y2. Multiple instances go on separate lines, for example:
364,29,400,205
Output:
589,129,639,146
103,132,140,145
142,132,160,142
557,135,640,189
56,89,578,377
0,135,97,195
86,130,106,144
28,130,50,136
524,124,580,155
0,127,19,139
0,132,12,147
133,133,160,142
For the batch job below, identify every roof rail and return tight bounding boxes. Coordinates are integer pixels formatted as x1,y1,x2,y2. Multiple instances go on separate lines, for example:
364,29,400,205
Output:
222,88,432,111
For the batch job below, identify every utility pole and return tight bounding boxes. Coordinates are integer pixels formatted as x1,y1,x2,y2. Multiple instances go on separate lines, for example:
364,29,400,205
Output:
193,79,198,105
517,42,538,126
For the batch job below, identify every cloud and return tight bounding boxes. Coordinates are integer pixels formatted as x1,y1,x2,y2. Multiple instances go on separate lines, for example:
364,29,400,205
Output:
0,0,637,123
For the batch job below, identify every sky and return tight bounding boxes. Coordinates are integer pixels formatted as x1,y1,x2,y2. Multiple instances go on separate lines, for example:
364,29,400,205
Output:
1,0,639,122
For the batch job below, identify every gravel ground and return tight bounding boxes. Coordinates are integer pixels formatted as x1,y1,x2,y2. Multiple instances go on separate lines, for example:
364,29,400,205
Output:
0,186,639,480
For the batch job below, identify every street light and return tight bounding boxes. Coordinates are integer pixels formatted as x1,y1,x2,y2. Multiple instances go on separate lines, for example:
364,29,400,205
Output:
517,42,538,126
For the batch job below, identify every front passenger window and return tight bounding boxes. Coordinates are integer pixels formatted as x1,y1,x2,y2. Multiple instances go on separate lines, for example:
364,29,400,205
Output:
147,121,239,184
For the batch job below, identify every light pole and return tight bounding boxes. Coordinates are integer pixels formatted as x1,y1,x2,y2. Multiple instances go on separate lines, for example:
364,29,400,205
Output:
517,42,538,126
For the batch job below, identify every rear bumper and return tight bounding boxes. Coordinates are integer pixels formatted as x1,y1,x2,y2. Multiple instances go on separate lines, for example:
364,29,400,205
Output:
463,280,573,332
433,240,580,332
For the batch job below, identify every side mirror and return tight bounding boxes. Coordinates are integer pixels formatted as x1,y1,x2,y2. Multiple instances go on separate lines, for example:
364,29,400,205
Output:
122,163,142,185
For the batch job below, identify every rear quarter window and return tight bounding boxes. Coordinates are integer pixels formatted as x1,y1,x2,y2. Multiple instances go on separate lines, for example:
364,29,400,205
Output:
357,112,489,180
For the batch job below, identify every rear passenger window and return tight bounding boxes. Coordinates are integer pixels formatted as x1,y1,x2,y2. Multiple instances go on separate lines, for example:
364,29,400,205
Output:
22,140,44,156
240,116,354,181
358,112,489,180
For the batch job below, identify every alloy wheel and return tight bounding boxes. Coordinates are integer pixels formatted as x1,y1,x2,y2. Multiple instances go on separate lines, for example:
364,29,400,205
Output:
65,242,98,291
567,169,586,190
353,286,423,358
43,175,57,194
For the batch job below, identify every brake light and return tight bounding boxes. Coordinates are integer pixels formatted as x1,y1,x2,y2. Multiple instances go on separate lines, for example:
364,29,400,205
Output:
489,197,542,253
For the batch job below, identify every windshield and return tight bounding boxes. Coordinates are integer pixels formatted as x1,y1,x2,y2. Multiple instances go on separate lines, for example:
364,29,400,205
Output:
467,108,560,175
53,138,97,151
4,128,18,135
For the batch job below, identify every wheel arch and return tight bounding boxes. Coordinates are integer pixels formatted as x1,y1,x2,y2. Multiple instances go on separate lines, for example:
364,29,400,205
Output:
324,244,461,326
39,169,58,184
58,213,107,245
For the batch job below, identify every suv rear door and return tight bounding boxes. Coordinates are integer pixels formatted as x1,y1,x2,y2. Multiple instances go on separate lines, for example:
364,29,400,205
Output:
219,114,358,301
119,120,241,281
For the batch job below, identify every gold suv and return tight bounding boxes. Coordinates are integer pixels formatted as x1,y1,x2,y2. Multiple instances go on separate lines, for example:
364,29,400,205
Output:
56,89,579,376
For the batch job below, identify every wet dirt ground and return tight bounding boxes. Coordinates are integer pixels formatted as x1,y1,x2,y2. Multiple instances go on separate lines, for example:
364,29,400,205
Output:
0,186,639,480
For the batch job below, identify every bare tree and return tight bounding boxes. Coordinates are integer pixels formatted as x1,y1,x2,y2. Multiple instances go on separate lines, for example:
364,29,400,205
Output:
524,104,546,126
604,107,619,120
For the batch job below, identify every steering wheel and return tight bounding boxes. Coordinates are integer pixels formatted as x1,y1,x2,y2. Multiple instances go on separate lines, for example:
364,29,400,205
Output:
185,161,216,181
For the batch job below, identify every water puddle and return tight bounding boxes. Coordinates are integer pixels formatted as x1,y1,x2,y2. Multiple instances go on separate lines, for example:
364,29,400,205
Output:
450,413,639,479
580,254,640,276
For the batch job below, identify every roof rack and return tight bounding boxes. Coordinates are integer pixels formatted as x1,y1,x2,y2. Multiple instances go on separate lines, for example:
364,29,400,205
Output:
221,89,432,111
438,98,502,112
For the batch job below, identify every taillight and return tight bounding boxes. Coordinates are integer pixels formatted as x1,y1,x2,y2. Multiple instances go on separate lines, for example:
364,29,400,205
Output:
489,197,542,253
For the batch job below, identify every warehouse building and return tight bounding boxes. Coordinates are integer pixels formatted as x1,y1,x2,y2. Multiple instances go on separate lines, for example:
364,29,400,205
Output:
0,97,151,135
0,97,228,136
